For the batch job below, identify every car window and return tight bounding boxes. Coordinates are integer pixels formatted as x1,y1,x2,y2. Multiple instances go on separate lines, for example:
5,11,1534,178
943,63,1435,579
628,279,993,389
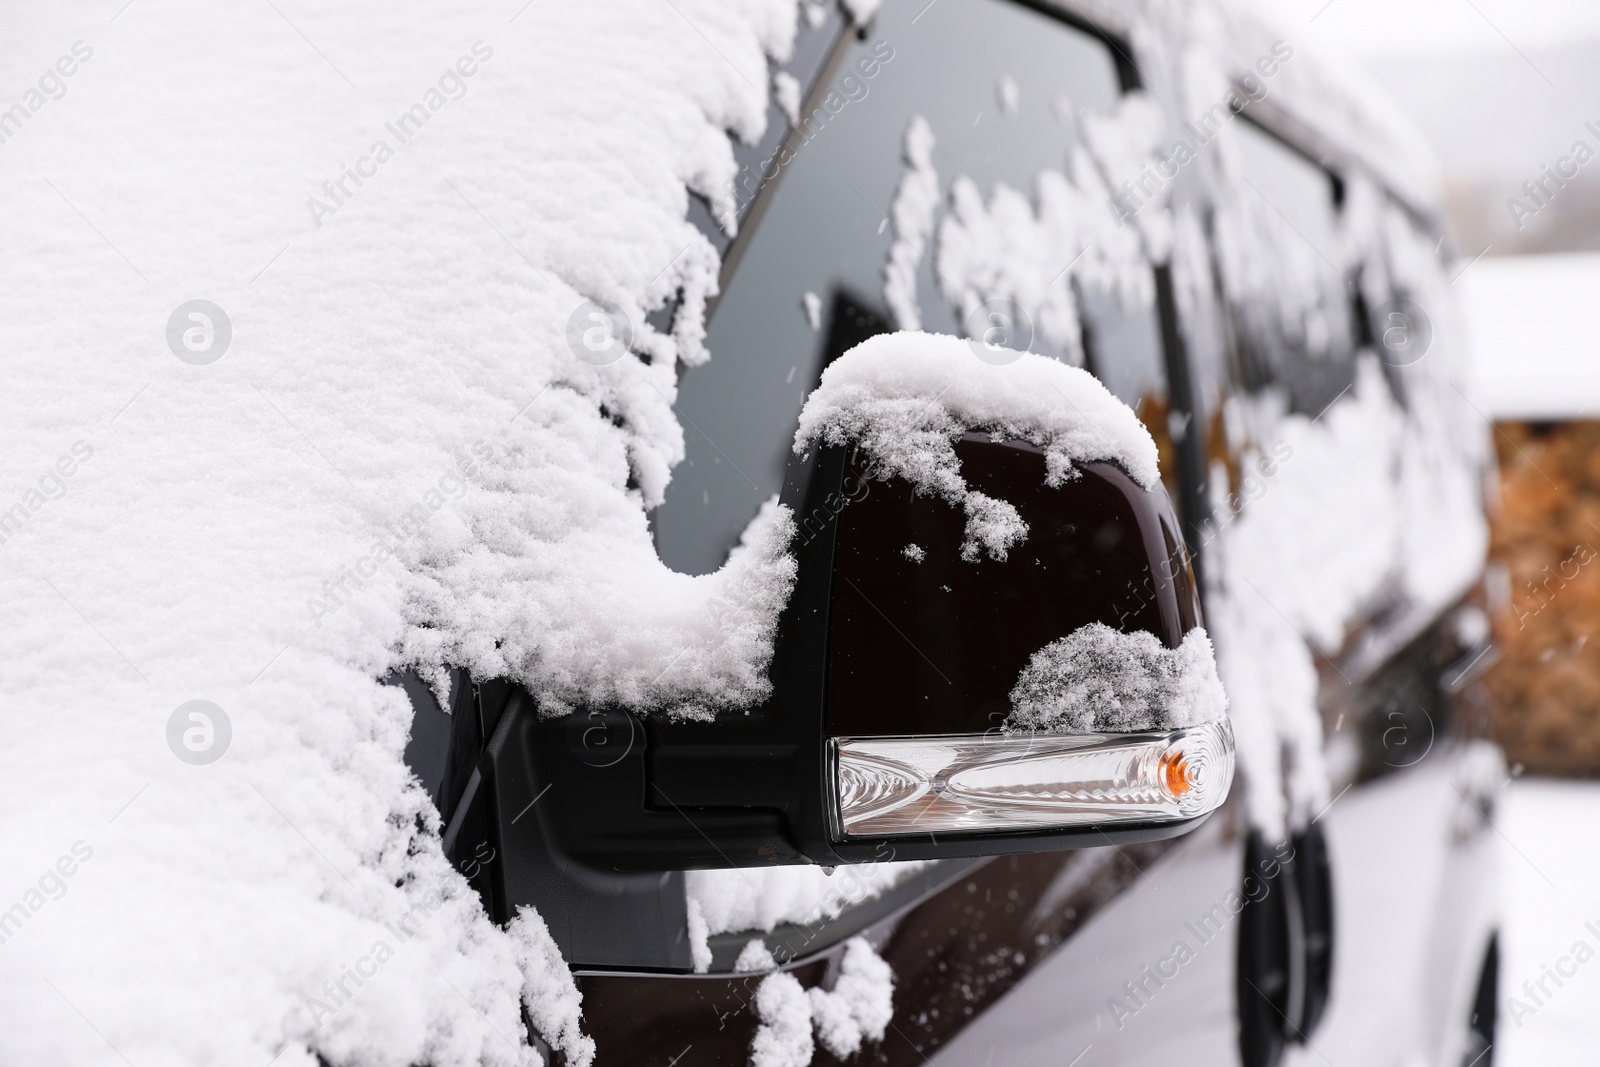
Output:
654,0,1142,575
1214,118,1356,417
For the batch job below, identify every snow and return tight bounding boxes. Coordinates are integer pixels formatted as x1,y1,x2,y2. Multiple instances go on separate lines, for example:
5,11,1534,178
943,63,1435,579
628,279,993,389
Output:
802,290,822,331
508,910,595,1067
685,862,923,968
774,71,802,127
749,938,894,1067
995,75,1020,117
1461,253,1600,420
0,0,809,1063
686,898,713,975
1066,0,1441,216
1007,624,1227,733
935,93,1165,363
412,492,799,721
1204,350,1488,836
1256,0,1600,59
794,331,1161,562
884,115,940,331
1498,780,1600,1066
1202,361,1399,835
0,0,1496,1060
1185,41,1488,838
735,939,779,973
806,938,896,1057
750,972,815,1067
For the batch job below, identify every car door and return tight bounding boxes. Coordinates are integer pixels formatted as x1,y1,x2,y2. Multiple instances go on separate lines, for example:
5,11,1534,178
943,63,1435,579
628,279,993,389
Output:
568,0,1247,1062
1193,113,1501,1067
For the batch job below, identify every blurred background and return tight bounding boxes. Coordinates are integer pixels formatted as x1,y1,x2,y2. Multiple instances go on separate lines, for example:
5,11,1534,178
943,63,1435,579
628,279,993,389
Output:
1263,1,1600,1060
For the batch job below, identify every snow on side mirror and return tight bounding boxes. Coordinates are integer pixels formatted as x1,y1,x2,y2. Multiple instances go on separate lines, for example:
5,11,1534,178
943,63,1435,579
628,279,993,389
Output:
797,333,1233,861
821,435,1233,859
488,333,1232,878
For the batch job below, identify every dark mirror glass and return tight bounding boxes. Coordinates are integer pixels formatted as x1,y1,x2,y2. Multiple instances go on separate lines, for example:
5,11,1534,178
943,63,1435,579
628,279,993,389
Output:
824,437,1198,737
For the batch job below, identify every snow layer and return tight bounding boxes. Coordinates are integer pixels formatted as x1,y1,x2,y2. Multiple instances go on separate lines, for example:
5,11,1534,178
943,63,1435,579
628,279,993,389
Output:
1201,363,1400,836
0,0,806,1063
685,862,923,970
686,898,713,975
1204,351,1487,836
412,493,798,720
1007,624,1227,733
794,331,1160,560
1066,0,1442,215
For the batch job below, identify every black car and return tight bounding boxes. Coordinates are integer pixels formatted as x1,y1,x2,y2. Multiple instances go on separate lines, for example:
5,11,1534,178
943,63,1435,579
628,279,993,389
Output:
403,1,1502,1064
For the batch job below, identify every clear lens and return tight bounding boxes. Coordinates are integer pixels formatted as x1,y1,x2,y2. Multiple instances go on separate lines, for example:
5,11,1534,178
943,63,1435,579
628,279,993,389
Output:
831,720,1234,838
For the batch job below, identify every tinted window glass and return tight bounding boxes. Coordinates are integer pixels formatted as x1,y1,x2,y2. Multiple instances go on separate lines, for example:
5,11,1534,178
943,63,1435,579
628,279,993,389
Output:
1217,119,1355,416
1079,282,1180,499
827,440,1198,738
655,0,1131,574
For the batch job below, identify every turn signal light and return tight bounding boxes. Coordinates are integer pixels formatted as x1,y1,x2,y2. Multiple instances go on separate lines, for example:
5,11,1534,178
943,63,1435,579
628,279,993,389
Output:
830,720,1234,838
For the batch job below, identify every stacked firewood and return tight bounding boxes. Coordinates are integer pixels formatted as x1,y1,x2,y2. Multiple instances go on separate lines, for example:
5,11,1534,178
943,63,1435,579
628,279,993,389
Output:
1486,420,1600,776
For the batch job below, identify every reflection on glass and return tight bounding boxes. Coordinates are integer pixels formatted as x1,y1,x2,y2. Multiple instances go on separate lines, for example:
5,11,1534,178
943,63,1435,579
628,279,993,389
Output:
656,0,1124,574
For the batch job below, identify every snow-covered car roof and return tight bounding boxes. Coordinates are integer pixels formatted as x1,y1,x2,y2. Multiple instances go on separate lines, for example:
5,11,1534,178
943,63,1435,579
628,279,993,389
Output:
1061,0,1444,223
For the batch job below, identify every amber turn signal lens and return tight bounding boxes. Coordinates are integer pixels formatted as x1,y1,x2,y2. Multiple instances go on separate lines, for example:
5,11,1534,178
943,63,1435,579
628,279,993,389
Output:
1160,750,1191,798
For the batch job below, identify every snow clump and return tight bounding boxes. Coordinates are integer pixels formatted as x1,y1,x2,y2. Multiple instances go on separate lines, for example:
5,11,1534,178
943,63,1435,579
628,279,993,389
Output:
795,331,1159,560
1007,623,1227,733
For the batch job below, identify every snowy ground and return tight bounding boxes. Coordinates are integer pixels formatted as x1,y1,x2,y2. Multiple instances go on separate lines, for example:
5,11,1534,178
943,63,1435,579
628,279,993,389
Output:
1459,252,1600,420
1496,778,1600,1065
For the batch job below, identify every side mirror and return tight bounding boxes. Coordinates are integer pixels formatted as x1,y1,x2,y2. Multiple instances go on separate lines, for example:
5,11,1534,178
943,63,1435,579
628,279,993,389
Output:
486,431,1232,876
824,435,1232,853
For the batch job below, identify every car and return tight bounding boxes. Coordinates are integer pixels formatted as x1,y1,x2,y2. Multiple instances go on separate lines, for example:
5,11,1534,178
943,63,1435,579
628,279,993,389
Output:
397,1,1503,1065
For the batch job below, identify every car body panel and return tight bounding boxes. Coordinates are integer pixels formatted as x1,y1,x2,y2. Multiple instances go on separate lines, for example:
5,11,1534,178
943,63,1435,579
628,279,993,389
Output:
425,1,1502,1062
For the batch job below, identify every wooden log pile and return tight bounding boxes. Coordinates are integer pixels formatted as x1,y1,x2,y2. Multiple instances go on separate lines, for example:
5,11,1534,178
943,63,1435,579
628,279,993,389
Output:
1486,420,1600,776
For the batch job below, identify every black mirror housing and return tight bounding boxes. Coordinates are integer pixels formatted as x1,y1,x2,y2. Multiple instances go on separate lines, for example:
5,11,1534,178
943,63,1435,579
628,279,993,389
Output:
480,435,1226,879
